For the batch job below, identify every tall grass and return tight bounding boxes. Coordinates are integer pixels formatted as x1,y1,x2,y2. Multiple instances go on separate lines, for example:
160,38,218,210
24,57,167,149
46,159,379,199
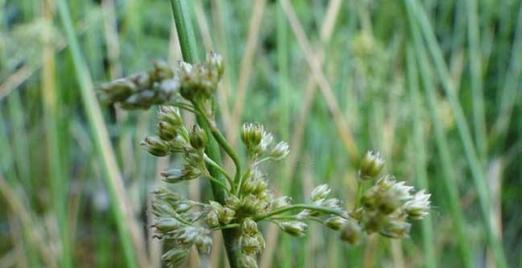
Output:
1,0,521,267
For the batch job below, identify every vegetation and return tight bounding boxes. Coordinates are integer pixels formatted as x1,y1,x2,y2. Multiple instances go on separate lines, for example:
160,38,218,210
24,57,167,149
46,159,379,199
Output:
0,0,521,267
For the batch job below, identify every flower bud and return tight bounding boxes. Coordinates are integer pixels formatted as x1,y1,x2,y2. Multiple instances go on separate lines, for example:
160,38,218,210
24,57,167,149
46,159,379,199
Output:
189,125,207,150
241,236,262,255
311,184,331,202
270,141,289,160
206,210,219,227
158,121,177,141
242,218,259,236
161,168,184,183
359,150,384,180
340,220,363,245
207,51,224,79
270,196,291,209
141,136,171,156
195,235,213,255
159,106,183,127
241,123,264,151
404,190,431,220
162,248,188,266
238,254,258,268
154,218,181,233
278,221,307,237
380,220,411,239
324,216,347,231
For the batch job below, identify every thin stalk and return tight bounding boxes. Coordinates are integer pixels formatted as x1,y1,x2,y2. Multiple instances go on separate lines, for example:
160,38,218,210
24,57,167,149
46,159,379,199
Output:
56,1,143,267
204,154,233,186
406,47,436,268
255,204,347,222
169,1,242,267
405,3,474,267
405,1,507,267
42,1,71,267
194,102,242,188
465,0,487,163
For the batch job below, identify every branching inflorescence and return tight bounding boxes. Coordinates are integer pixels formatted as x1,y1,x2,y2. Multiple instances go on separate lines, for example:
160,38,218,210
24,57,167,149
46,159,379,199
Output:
99,52,431,268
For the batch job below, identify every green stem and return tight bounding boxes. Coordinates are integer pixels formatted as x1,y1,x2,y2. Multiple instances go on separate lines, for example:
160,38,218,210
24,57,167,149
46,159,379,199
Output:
354,181,365,209
255,204,348,222
204,154,234,187
194,102,242,187
170,1,242,267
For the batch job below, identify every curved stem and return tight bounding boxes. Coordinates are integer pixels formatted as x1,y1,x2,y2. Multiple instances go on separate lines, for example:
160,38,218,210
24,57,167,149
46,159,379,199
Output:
204,175,230,193
194,102,242,186
204,154,234,187
212,223,241,231
255,204,348,222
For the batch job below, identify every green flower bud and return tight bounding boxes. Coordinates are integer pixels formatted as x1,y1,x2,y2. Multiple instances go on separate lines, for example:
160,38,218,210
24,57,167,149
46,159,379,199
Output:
404,190,431,220
225,195,241,210
207,51,224,79
195,235,213,255
189,125,207,150
238,254,258,268
311,184,331,202
270,196,291,209
162,248,188,267
158,121,177,141
206,210,219,227
159,106,183,127
340,220,363,245
324,216,347,231
241,236,262,255
241,123,264,151
270,141,289,160
359,150,384,180
141,136,171,156
380,220,411,239
278,221,307,237
242,218,259,236
98,78,136,103
161,168,184,183
154,218,181,233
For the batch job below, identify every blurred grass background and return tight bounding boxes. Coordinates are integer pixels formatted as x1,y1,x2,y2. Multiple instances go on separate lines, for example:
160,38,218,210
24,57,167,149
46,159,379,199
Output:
0,0,521,267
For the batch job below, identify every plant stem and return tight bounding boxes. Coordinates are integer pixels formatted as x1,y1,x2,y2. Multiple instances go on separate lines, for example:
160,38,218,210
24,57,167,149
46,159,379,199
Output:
170,1,242,267
194,102,242,186
204,154,234,187
255,204,348,222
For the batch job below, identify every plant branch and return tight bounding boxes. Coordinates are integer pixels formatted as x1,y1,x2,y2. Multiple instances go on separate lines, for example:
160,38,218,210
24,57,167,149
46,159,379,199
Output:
255,204,348,222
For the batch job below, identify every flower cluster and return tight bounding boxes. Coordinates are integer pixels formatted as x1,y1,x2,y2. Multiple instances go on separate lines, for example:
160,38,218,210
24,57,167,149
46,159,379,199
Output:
343,151,431,244
99,52,431,268
98,61,177,109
